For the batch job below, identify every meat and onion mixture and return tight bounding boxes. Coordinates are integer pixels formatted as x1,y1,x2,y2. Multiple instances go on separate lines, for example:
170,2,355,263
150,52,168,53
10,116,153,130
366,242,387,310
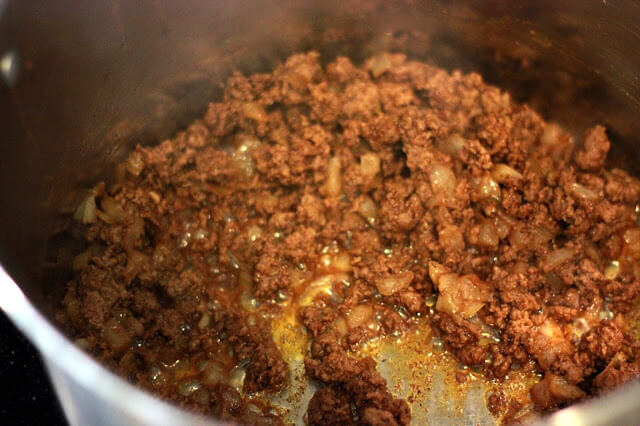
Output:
57,52,640,424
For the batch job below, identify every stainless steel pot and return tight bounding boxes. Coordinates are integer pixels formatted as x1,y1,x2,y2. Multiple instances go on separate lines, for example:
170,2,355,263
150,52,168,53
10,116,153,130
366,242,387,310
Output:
1,1,640,424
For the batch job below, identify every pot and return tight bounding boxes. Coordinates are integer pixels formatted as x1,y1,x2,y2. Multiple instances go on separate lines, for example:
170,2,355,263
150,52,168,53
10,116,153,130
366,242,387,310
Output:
1,0,640,424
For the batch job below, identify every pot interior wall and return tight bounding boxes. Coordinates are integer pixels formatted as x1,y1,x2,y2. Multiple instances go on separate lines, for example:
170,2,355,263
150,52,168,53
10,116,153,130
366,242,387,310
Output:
1,0,639,322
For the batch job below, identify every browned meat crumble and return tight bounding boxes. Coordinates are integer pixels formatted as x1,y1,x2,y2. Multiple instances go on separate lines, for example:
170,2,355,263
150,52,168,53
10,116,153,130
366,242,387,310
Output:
57,52,640,425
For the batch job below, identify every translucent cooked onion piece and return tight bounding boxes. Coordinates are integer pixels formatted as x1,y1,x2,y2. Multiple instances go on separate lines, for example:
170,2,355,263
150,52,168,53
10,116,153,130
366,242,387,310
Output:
318,251,352,273
493,211,515,239
367,53,393,77
376,271,414,296
541,123,564,147
531,373,585,409
436,273,492,318
539,123,574,160
247,225,263,243
428,261,450,289
229,360,249,392
541,247,574,272
103,317,132,353
325,156,342,197
472,174,501,200
356,196,378,225
533,226,554,248
438,225,465,251
124,250,148,282
346,305,374,329
298,273,348,306
99,196,125,223
232,136,261,176
605,261,620,279
74,193,97,224
570,182,599,202
333,316,348,337
429,163,457,202
242,102,267,122
197,312,210,330
534,319,572,369
477,220,500,247
436,134,466,157
492,163,523,183
360,152,381,178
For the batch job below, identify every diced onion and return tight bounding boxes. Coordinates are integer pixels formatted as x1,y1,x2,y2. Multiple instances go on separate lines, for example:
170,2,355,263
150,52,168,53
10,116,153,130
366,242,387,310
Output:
229,361,249,392
178,381,202,397
346,305,374,329
325,156,342,197
333,316,348,336
429,164,457,200
547,374,585,400
74,194,97,224
198,312,210,330
369,53,392,77
477,220,499,247
436,134,466,157
439,225,465,251
318,252,352,272
357,196,378,225
604,261,620,279
148,191,161,203
202,360,227,386
473,174,501,200
247,225,263,242
332,252,352,272
571,318,590,339
492,163,523,183
124,250,147,281
532,226,554,248
376,271,414,296
545,272,564,289
508,227,528,250
103,318,131,353
570,182,599,202
531,373,585,409
428,261,449,289
492,216,510,239
360,152,381,178
436,273,492,318
541,123,563,146
541,247,574,272
584,240,603,268
100,196,125,223
242,102,267,122
232,136,261,176
298,274,347,306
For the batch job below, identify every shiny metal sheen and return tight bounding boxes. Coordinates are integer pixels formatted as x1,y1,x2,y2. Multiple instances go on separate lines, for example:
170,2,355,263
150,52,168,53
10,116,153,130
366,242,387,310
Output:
1,0,640,424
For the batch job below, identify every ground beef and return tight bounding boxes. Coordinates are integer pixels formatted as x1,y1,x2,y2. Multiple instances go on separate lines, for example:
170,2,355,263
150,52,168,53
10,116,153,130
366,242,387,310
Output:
56,51,640,424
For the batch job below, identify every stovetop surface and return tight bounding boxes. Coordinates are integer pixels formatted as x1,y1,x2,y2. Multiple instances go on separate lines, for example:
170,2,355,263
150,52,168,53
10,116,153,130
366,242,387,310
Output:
0,311,66,425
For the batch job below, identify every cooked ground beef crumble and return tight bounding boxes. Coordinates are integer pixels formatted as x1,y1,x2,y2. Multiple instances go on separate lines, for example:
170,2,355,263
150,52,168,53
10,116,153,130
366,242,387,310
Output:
57,52,640,425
